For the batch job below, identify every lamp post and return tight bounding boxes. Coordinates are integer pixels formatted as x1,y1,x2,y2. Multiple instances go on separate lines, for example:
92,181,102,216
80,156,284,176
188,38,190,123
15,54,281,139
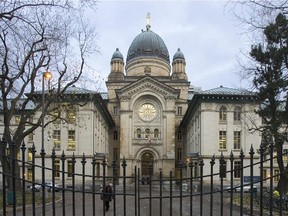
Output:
41,71,52,151
41,71,52,216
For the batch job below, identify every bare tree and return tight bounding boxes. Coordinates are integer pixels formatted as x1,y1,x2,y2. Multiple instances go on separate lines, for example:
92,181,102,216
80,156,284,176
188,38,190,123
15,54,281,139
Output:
228,0,288,30
0,0,98,190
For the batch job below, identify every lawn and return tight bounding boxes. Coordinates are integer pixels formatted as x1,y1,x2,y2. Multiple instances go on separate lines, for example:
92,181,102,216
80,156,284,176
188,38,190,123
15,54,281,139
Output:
0,190,60,209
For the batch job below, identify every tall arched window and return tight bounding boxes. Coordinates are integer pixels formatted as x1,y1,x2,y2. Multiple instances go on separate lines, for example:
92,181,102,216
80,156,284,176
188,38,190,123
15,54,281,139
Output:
145,128,150,138
136,129,141,139
219,106,227,122
154,129,159,138
233,106,241,122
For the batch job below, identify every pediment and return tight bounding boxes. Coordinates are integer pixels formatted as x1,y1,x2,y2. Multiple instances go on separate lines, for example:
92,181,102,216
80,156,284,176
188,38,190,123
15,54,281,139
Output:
116,76,179,100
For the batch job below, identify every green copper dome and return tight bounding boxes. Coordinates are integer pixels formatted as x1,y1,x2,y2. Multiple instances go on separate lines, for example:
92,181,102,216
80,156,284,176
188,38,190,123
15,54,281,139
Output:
112,48,123,60
173,48,185,61
126,29,170,64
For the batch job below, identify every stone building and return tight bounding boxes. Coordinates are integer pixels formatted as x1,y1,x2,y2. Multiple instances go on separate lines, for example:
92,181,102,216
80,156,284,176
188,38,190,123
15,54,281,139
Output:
0,15,266,185
179,86,262,182
106,18,190,178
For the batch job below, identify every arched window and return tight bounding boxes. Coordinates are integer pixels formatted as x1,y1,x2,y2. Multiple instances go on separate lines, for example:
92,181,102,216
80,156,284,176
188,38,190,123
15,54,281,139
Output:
145,128,150,138
136,129,141,139
219,106,227,122
233,106,241,122
154,129,159,138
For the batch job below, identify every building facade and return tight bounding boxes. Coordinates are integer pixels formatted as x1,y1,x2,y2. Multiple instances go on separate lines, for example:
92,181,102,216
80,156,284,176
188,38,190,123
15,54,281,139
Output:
179,86,262,183
106,20,190,178
1,16,270,186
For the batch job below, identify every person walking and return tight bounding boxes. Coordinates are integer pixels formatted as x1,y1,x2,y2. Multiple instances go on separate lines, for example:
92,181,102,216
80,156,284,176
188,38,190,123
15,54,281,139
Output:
102,183,114,211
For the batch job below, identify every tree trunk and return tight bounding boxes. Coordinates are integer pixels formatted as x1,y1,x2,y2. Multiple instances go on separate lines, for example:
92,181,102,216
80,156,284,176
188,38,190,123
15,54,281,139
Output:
277,165,288,196
0,139,22,191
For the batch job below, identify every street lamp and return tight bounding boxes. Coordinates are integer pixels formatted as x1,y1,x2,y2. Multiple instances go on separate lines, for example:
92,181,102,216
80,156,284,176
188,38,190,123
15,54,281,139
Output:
41,71,52,150
41,71,52,215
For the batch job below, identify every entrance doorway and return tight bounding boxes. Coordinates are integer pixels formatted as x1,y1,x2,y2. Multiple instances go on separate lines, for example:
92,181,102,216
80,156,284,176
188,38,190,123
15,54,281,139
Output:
141,152,154,176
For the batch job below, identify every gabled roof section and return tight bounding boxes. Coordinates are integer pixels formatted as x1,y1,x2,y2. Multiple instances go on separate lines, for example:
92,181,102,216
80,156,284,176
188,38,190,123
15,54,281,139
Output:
116,75,180,99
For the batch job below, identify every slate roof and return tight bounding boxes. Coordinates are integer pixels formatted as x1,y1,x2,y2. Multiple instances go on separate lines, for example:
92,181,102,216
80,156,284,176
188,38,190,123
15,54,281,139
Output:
199,85,254,96
63,86,97,94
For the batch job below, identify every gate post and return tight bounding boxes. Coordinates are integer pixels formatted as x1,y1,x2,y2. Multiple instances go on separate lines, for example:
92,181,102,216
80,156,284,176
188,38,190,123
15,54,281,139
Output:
210,155,215,216
249,145,255,215
1,138,7,214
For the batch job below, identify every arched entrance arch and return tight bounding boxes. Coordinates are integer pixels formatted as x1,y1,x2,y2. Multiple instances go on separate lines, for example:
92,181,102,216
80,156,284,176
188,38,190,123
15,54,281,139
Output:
141,151,154,176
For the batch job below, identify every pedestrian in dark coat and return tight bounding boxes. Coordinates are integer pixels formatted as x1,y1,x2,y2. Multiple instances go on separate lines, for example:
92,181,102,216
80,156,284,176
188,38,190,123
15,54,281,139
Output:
141,176,146,185
146,175,151,185
101,183,113,211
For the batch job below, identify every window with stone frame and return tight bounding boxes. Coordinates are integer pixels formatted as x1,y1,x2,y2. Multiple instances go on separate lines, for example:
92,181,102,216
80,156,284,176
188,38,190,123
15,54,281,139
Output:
113,131,118,140
67,160,73,177
234,161,241,178
233,131,241,150
154,129,159,138
66,105,76,123
27,148,33,161
219,106,227,122
15,115,20,124
113,106,119,115
145,128,150,138
233,106,242,122
177,131,182,141
53,130,61,149
177,106,182,115
219,160,227,178
51,107,61,124
54,159,60,178
136,129,141,139
219,131,227,150
27,168,33,181
68,130,76,149
28,133,33,142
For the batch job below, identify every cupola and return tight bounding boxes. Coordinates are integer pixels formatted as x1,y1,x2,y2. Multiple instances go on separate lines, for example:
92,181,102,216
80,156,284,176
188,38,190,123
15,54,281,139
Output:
108,48,124,80
171,48,187,80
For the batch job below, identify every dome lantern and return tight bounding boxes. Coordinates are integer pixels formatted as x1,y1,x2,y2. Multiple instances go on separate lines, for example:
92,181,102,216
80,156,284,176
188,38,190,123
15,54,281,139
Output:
108,48,124,80
172,48,187,80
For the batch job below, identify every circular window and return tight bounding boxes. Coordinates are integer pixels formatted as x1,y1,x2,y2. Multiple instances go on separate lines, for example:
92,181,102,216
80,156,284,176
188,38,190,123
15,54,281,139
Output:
138,104,156,121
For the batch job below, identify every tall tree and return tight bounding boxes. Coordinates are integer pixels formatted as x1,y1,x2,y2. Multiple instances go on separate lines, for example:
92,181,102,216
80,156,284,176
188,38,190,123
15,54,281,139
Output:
249,13,288,193
0,0,97,190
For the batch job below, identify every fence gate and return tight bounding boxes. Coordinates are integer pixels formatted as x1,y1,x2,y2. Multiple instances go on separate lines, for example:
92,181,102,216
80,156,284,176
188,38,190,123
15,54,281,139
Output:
0,139,288,215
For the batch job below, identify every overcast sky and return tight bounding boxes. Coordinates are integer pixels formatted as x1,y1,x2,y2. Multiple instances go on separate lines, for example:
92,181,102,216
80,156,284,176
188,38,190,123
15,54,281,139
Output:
85,0,252,92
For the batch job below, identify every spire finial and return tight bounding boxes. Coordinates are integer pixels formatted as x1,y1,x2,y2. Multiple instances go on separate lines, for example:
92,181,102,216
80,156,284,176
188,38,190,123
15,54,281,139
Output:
146,12,151,31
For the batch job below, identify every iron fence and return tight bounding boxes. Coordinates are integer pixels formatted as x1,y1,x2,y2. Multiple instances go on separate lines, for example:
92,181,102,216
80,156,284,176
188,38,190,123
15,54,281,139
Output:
0,139,287,216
